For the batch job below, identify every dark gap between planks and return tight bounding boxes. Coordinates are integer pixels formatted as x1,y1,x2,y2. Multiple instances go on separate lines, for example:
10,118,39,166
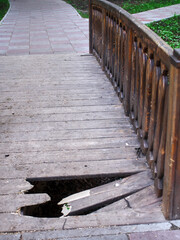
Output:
21,175,126,218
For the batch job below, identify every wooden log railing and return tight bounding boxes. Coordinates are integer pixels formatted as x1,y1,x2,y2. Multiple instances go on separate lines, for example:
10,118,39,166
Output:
89,0,180,220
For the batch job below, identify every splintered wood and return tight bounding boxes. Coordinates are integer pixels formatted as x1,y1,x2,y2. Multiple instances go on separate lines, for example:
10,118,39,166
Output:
0,53,164,232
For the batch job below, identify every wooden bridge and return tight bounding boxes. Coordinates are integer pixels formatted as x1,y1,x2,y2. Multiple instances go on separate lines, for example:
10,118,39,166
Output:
0,0,180,235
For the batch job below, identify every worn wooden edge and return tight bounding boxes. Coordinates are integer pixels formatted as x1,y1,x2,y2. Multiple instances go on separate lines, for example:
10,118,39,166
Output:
0,194,50,213
91,0,174,68
64,205,166,229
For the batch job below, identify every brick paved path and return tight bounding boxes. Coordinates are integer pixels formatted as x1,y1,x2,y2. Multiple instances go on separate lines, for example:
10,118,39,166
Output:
0,0,89,55
0,0,180,55
133,4,180,24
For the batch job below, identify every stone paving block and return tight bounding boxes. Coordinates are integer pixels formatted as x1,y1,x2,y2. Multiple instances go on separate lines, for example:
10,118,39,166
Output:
128,230,180,240
30,49,53,54
7,49,29,55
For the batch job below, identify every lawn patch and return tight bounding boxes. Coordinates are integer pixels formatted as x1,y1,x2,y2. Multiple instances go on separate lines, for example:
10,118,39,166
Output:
0,0,10,21
146,15,180,49
63,0,180,18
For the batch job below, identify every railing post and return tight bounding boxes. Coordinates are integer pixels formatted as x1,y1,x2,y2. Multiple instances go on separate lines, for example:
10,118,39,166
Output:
89,0,93,53
162,49,180,219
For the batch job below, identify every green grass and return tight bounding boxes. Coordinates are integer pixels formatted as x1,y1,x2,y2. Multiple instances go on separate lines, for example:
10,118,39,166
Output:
65,0,89,18
63,0,180,18
146,15,180,49
0,0,10,21
120,0,180,14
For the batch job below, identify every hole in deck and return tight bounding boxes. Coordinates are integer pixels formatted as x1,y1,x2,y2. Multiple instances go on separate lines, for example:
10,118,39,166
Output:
21,176,122,218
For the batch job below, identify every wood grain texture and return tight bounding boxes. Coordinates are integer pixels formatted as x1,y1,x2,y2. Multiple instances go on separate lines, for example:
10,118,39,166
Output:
89,0,179,220
60,171,153,216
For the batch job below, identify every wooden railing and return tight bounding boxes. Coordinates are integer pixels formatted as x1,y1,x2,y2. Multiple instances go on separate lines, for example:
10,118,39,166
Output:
89,0,180,220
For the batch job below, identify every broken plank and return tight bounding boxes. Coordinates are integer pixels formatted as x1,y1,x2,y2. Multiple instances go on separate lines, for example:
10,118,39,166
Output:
95,185,162,213
58,171,153,216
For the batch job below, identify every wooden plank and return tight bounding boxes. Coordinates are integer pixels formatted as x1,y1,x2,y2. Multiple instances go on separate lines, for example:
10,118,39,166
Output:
58,171,152,216
0,104,124,117
0,179,33,195
0,111,129,124
95,185,161,213
0,119,131,133
0,137,139,154
0,159,147,180
0,98,120,110
126,185,161,209
0,194,50,213
0,93,117,103
0,148,140,165
64,205,165,229
0,128,135,143
0,213,65,232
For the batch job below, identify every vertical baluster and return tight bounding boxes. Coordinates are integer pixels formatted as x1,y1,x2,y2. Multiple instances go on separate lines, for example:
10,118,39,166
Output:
113,19,117,89
117,22,122,96
130,36,137,124
155,87,168,197
138,48,148,138
109,16,113,80
153,69,168,165
105,13,109,71
104,13,108,70
147,60,161,165
101,9,106,70
114,20,120,90
119,26,126,102
123,27,132,115
141,53,154,153
107,13,111,75
89,0,92,53
133,42,142,131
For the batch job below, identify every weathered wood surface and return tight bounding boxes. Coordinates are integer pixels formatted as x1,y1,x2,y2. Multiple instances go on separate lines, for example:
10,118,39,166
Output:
89,0,180,219
58,171,153,216
0,54,143,178
0,53,164,232
95,185,161,213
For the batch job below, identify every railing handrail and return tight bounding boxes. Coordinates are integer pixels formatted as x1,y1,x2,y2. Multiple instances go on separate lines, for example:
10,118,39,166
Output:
90,0,173,66
89,0,180,220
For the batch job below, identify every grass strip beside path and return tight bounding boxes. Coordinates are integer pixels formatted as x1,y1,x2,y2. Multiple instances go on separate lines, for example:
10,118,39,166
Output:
146,15,180,49
64,0,180,17
120,0,180,14
0,0,10,21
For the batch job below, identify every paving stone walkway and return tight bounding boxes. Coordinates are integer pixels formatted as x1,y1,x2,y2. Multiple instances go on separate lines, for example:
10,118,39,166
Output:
133,3,180,24
0,0,180,55
0,1,180,239
0,0,89,55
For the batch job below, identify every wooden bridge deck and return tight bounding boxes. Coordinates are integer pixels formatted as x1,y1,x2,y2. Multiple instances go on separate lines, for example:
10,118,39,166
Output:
0,53,165,234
